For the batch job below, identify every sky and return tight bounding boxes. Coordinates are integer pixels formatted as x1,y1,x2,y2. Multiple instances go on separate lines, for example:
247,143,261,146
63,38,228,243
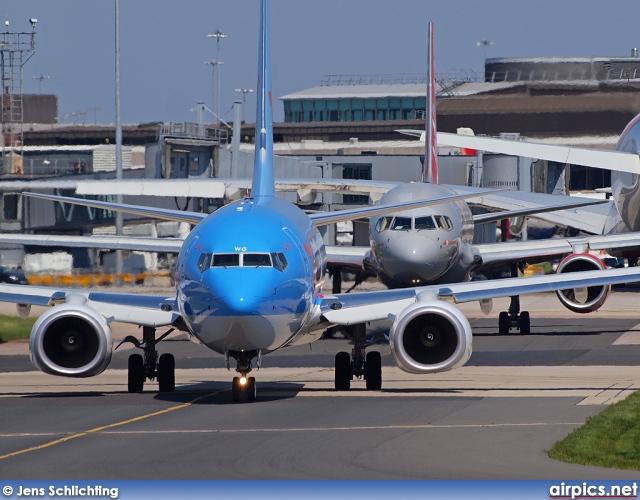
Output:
2,0,640,125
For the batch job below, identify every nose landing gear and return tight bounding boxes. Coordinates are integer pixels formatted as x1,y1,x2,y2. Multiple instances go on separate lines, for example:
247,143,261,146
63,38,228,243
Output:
232,375,256,403
227,350,260,402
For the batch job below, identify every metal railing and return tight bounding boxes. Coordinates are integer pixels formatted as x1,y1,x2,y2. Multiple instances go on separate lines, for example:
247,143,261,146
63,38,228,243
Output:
157,122,228,143
486,68,640,83
320,70,483,87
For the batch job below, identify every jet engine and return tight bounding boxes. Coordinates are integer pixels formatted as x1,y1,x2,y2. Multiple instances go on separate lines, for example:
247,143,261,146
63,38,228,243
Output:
554,253,610,313
389,299,472,374
30,303,113,377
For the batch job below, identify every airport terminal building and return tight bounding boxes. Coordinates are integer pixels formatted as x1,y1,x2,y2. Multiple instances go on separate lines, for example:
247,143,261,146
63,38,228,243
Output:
1,55,638,270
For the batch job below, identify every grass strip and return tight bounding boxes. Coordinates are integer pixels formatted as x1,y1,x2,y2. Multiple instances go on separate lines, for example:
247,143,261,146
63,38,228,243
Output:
548,390,640,470
0,314,36,343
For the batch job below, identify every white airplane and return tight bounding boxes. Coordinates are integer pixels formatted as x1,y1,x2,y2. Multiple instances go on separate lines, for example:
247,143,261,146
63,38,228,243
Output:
325,23,640,335
436,126,640,236
0,4,640,401
427,100,640,334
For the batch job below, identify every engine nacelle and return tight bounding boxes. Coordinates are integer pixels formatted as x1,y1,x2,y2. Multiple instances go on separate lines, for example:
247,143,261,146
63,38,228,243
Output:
30,303,113,377
389,300,472,374
555,253,610,313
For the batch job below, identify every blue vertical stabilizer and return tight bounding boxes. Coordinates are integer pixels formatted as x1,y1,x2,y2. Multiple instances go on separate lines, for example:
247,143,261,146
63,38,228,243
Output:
252,0,276,200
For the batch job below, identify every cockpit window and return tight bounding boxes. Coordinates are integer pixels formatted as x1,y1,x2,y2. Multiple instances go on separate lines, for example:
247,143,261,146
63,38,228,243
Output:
206,252,280,270
375,216,392,233
243,253,272,267
390,217,412,230
434,215,453,231
272,252,289,272
415,216,436,230
433,215,453,231
197,253,213,272
212,254,240,267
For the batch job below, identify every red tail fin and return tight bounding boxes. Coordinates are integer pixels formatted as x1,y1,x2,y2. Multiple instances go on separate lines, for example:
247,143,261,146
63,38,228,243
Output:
424,21,438,184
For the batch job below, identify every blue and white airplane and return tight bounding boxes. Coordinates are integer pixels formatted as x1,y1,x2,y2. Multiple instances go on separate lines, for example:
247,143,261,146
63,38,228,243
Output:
3,0,640,401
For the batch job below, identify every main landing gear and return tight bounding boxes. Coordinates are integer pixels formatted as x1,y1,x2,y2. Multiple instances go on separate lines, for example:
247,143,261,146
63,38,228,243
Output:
116,326,176,393
498,296,530,335
330,266,369,294
334,323,382,391
226,350,259,403
497,262,530,335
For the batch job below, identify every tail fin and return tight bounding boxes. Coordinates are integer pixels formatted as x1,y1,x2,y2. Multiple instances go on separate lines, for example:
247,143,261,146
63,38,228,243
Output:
252,0,275,200
424,21,438,184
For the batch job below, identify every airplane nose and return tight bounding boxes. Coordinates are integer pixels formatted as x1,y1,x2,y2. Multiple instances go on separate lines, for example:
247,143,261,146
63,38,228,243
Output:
184,270,282,352
388,234,439,263
204,271,274,315
383,234,450,283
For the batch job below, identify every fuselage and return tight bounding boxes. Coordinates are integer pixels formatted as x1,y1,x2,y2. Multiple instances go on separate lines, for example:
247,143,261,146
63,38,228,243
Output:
176,196,325,355
368,182,475,288
610,113,640,235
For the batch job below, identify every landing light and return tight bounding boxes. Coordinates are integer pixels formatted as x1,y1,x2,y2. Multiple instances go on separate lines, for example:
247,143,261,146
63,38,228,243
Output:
240,376,247,385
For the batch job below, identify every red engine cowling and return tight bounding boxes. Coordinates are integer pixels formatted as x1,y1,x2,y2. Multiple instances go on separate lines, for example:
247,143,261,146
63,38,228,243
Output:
389,300,472,374
30,303,113,377
555,253,611,313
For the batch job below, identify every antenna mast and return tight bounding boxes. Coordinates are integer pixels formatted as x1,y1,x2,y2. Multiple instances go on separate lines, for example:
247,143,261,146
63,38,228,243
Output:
0,19,36,175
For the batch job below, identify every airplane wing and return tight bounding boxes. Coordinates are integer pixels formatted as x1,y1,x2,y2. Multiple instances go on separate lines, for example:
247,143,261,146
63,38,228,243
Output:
321,266,640,325
308,189,507,227
11,174,604,225
476,231,640,266
0,234,184,252
24,192,206,224
273,179,398,203
445,185,614,235
24,189,510,230
0,179,230,198
0,178,399,204
471,198,607,224
0,284,177,327
436,132,640,174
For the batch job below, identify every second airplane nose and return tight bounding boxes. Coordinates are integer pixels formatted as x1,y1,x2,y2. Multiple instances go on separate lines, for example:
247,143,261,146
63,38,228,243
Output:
383,234,451,283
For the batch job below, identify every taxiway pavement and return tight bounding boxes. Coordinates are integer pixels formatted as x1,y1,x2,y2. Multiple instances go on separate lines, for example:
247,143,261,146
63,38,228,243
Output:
0,286,639,479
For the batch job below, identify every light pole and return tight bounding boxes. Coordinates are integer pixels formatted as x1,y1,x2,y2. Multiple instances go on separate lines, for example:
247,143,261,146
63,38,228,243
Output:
207,29,227,123
115,0,123,281
87,106,102,124
32,74,50,93
235,88,253,122
476,38,493,76
204,59,223,122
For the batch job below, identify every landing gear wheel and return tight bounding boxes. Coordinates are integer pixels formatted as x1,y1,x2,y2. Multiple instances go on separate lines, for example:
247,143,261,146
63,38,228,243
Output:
247,377,256,402
232,376,241,402
335,351,351,391
158,353,175,392
128,353,144,393
231,376,256,403
365,351,382,391
498,311,509,335
519,311,531,335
